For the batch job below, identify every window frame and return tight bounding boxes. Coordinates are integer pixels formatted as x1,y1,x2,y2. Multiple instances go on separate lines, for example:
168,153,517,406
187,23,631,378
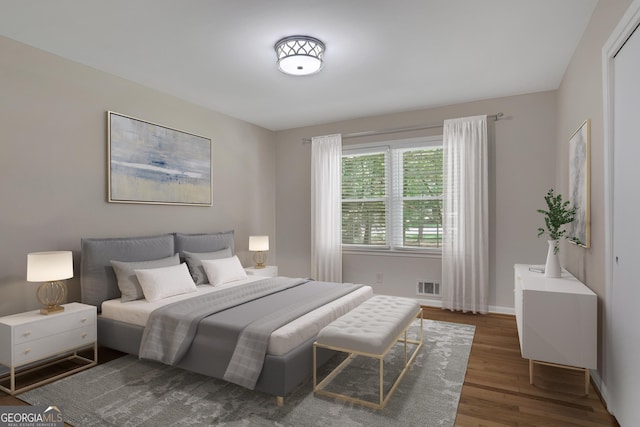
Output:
341,136,443,255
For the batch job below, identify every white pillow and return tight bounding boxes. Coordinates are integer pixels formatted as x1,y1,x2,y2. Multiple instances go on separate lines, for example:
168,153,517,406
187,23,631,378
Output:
183,247,233,285
134,263,197,302
201,256,247,286
111,254,180,302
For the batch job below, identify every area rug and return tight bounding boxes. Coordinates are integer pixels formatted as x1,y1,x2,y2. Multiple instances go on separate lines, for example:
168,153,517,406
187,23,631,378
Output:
20,319,475,427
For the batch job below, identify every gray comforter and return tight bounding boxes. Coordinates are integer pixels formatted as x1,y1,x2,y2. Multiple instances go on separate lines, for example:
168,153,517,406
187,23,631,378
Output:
140,277,362,389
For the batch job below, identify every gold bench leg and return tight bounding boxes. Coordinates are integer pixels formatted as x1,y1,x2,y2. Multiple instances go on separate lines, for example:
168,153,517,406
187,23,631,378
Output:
379,357,384,407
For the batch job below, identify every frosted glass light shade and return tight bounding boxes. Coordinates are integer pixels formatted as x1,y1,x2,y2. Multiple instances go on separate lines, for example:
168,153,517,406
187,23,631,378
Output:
275,36,325,76
249,236,269,251
27,251,73,282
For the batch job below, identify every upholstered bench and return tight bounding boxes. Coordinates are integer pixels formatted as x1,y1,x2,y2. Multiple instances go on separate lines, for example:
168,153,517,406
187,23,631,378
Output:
313,295,423,409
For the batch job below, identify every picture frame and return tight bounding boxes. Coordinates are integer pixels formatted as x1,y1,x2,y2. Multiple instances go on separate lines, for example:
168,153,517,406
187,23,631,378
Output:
107,111,212,206
568,119,590,248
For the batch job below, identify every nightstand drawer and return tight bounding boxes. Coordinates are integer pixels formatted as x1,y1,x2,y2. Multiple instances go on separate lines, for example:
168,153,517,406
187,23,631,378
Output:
14,309,95,345
14,326,97,365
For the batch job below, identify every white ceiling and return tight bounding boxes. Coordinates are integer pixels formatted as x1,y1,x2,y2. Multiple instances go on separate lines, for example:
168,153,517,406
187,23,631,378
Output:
0,0,598,131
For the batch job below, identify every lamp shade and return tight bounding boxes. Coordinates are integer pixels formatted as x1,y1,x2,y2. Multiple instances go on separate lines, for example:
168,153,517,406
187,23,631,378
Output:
249,236,269,252
27,251,73,282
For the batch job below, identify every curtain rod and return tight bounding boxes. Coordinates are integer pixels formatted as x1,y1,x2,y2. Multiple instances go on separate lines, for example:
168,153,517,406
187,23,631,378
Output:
302,112,503,143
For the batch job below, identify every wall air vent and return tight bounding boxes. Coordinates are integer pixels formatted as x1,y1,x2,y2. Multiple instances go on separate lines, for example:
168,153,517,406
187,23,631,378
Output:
417,281,440,296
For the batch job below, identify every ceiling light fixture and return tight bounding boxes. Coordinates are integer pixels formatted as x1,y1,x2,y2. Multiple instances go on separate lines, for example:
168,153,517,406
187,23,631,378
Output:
274,35,325,76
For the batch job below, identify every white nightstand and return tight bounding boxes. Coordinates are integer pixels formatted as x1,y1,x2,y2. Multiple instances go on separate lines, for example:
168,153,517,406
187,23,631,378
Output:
245,265,278,278
0,302,97,395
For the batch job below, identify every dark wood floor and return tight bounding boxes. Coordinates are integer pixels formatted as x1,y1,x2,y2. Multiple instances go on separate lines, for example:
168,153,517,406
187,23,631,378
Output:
423,307,617,427
1,309,618,426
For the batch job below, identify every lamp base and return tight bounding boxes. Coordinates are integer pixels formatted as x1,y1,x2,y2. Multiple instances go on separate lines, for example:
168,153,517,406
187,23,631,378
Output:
40,305,65,315
37,281,67,315
253,251,267,269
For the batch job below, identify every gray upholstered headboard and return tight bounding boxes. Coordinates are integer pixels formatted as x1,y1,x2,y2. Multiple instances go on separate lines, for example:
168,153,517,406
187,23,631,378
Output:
80,231,235,310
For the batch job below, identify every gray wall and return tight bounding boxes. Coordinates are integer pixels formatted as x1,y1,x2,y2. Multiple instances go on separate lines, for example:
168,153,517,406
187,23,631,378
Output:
275,91,558,313
555,0,633,390
0,36,277,317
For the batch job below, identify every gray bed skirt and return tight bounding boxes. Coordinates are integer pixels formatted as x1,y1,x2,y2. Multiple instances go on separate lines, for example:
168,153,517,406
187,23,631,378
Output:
97,316,336,398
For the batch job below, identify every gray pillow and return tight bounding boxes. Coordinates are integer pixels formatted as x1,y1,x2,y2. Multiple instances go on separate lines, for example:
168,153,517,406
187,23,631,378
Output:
175,231,235,255
111,254,180,302
183,248,232,284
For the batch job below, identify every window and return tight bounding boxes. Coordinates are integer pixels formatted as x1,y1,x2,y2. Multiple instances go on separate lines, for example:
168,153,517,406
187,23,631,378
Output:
342,149,387,246
341,138,443,251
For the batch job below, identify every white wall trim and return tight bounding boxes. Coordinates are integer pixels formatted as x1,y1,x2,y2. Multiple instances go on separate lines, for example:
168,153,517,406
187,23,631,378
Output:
591,369,607,409
601,0,640,409
488,305,516,316
418,297,514,316
417,298,443,308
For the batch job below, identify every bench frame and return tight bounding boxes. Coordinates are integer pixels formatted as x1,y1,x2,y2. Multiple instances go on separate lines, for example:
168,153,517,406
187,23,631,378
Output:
313,307,423,410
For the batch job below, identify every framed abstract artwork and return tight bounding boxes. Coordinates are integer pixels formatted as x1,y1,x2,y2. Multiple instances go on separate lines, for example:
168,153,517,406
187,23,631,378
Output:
568,119,590,248
107,112,212,206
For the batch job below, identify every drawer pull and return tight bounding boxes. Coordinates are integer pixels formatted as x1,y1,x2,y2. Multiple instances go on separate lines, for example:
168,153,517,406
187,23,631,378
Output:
81,332,87,338
23,331,31,337
23,348,31,354
81,317,88,323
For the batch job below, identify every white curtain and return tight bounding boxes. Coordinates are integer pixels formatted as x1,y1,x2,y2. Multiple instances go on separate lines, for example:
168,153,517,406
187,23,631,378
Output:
311,134,342,282
442,115,488,314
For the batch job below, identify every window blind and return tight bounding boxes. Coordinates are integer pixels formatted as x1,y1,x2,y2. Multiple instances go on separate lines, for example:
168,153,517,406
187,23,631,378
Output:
391,147,444,249
341,150,388,246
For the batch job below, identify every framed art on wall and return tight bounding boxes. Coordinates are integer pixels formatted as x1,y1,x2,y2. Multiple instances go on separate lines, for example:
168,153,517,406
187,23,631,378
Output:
107,111,212,206
568,119,590,248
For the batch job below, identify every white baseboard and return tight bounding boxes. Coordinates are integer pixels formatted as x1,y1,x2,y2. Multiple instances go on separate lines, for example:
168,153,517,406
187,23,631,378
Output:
417,297,515,316
416,298,443,308
489,305,515,315
590,370,609,409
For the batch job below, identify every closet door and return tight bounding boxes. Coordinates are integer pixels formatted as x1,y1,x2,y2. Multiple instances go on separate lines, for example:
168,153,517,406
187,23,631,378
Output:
611,23,640,426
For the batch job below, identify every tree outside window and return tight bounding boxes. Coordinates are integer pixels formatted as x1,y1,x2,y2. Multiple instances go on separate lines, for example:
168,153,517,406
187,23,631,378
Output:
342,140,443,251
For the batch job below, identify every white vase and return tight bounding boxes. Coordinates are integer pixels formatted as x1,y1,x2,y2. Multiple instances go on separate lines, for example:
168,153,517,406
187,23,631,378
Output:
545,240,561,278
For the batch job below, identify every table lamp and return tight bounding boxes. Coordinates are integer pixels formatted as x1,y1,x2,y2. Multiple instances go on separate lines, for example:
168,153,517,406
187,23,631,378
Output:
249,236,269,269
27,251,73,314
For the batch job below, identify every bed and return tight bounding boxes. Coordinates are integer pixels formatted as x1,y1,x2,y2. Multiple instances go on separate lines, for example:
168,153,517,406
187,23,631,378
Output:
80,231,372,404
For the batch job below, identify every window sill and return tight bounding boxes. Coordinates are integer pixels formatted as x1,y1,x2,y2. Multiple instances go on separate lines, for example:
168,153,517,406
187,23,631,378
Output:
342,248,442,259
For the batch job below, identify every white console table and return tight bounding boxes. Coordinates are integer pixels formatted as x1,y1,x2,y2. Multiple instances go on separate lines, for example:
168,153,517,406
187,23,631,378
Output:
514,264,597,394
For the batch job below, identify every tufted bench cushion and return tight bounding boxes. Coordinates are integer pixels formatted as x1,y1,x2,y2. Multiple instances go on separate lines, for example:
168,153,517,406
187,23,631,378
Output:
313,294,423,409
316,295,420,355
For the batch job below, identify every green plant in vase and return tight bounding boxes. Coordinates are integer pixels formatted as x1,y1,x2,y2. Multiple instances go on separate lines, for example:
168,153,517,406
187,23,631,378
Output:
537,189,577,253
537,189,577,277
